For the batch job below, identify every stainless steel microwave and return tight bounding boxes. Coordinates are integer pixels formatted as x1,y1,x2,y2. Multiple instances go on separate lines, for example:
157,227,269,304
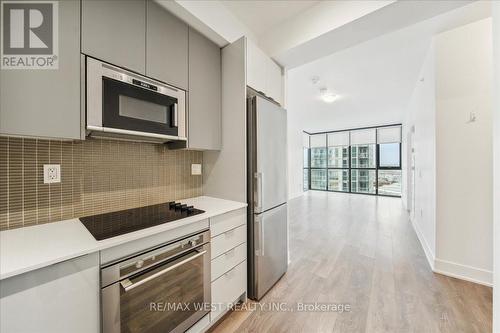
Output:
85,57,187,143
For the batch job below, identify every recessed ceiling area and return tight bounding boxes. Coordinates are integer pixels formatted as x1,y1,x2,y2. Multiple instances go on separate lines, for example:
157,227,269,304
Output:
287,1,491,134
288,23,428,134
220,0,320,37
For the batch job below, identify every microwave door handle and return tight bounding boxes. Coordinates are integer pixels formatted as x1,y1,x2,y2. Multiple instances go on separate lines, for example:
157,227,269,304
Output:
120,250,206,292
172,103,178,127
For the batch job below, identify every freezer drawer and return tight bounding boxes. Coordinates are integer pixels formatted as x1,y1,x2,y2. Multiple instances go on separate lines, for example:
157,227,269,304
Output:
253,203,288,300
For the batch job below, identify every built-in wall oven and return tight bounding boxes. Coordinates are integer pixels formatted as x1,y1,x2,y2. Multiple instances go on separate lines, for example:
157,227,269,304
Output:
101,230,210,333
86,57,187,143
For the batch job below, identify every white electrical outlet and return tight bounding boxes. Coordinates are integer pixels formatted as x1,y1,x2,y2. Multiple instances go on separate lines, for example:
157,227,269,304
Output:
191,164,202,175
43,164,61,184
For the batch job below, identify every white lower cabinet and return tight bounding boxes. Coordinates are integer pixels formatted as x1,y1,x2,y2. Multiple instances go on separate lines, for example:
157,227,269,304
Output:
211,261,247,322
0,253,100,333
209,208,247,324
210,208,246,237
211,242,246,282
211,224,246,259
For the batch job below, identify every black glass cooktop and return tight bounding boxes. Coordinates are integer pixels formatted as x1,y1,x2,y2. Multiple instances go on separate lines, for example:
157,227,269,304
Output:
80,202,205,241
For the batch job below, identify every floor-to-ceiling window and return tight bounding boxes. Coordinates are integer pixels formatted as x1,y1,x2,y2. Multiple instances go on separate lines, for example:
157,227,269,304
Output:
310,134,327,190
376,126,402,196
303,124,402,197
327,132,350,192
303,133,310,192
350,128,377,194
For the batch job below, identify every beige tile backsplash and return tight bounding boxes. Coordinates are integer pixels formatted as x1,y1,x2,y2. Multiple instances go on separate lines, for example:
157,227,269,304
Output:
0,136,202,231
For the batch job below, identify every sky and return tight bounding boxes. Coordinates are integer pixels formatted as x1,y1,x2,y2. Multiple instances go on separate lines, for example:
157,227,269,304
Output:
379,143,400,167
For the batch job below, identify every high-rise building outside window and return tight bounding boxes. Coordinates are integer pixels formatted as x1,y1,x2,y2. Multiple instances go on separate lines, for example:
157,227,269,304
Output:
303,125,402,197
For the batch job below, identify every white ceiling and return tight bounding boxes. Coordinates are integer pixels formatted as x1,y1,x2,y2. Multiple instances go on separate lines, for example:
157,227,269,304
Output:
287,1,491,133
220,1,320,37
288,24,427,133
275,0,475,68
166,0,476,69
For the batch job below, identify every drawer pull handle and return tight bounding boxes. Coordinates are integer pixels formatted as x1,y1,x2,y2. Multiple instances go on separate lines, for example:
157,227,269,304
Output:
224,270,235,279
225,249,235,258
225,229,235,238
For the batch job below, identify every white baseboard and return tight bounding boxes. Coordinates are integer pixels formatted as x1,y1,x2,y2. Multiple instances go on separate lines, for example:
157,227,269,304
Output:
433,258,493,287
410,216,493,287
410,217,435,270
288,191,305,200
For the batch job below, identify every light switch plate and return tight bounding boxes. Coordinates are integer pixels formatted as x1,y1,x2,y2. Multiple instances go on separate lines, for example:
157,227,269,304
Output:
191,164,202,175
43,164,61,184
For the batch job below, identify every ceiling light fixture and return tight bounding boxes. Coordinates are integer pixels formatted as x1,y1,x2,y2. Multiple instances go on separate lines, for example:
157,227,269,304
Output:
320,87,338,103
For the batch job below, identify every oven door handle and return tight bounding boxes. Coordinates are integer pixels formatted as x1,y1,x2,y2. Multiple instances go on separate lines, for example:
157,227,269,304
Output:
120,250,207,292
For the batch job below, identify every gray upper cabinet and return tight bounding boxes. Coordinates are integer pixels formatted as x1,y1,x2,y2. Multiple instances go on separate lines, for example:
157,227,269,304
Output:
82,0,146,74
0,0,82,140
146,1,188,89
188,28,221,150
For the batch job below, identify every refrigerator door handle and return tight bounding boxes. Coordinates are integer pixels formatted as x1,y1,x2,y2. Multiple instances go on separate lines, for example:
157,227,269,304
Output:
254,172,263,212
255,215,264,257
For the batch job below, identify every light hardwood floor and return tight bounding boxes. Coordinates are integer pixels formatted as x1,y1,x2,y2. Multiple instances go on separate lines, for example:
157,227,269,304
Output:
212,191,492,333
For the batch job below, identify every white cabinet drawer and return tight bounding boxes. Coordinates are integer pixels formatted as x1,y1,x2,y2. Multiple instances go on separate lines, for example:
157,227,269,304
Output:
211,260,246,322
211,243,246,282
211,225,246,259
210,208,246,237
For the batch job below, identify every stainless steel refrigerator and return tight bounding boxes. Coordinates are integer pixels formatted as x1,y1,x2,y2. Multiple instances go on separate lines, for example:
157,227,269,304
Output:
247,94,288,301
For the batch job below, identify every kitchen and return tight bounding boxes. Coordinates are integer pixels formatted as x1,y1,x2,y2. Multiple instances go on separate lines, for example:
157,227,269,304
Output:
0,1,285,332
2,1,499,332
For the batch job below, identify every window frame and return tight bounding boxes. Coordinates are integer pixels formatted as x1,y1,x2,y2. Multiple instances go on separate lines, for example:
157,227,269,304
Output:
303,124,402,197
303,136,311,192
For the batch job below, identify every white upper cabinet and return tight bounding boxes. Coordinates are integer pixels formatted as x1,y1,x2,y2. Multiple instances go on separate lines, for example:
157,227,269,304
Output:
246,39,283,105
266,57,283,106
246,40,267,94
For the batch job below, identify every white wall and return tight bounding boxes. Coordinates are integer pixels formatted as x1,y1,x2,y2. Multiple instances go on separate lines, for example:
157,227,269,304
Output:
287,117,305,200
433,18,493,286
402,41,437,265
492,3,500,330
203,38,247,202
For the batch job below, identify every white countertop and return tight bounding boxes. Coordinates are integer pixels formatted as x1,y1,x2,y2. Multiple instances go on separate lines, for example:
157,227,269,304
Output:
0,196,247,280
